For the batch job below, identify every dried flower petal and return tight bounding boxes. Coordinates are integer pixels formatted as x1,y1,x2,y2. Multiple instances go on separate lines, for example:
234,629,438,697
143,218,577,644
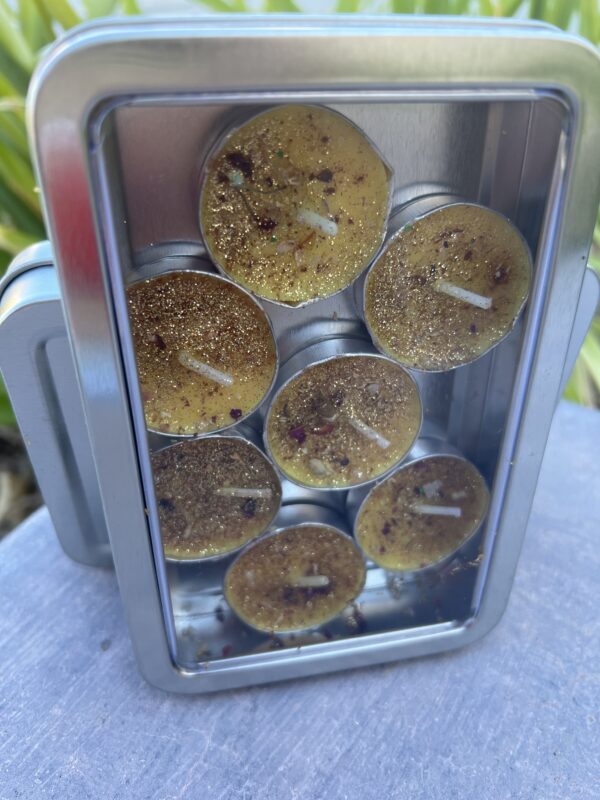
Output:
313,422,334,436
289,425,307,445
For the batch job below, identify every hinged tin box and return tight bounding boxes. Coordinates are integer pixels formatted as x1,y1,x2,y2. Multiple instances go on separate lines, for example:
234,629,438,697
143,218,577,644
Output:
1,15,599,693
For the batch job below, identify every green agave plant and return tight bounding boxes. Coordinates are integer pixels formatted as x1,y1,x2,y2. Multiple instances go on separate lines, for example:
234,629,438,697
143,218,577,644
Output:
0,0,598,425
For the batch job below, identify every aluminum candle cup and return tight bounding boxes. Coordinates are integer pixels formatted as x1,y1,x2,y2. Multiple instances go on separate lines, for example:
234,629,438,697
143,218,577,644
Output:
224,508,366,634
352,454,490,573
264,338,422,490
363,203,532,371
127,269,278,436
151,434,282,561
199,104,392,306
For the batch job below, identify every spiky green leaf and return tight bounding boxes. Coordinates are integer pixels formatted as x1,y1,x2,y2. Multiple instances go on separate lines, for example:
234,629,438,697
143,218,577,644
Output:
0,3,36,74
263,0,301,10
499,0,524,15
0,223,38,255
40,0,81,29
392,0,418,11
337,0,361,10
0,181,44,237
0,101,28,159
120,0,141,12
83,0,118,17
0,139,40,213
19,0,55,51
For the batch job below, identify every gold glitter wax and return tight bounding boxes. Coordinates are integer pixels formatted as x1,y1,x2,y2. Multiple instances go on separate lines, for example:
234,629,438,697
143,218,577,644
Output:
151,437,281,560
224,525,366,632
355,455,489,571
265,355,422,489
127,271,277,435
200,105,391,305
364,204,532,370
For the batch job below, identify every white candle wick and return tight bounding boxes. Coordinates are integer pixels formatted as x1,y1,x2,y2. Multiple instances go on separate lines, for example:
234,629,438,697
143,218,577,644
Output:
412,504,463,518
436,280,492,310
347,417,391,450
215,487,273,499
291,575,330,588
297,208,338,236
177,351,234,386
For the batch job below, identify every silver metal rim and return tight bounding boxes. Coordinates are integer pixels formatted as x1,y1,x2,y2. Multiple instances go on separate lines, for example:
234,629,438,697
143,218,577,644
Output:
352,452,491,576
128,266,280,439
223,520,367,635
151,433,283,565
362,200,534,374
263,350,424,492
198,102,394,308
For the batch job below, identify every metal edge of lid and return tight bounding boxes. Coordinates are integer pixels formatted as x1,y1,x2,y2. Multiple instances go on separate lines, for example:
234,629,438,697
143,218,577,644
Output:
0,241,53,298
33,15,561,58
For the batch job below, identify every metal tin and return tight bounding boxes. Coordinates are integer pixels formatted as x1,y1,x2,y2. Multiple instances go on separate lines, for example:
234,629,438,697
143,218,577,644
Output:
263,336,423,491
346,439,489,613
0,244,111,567
19,15,600,693
2,253,597,665
223,505,365,635
279,476,347,513
362,197,534,373
128,257,279,440
198,103,394,308
347,446,490,574
345,435,462,523
147,415,262,454
154,431,282,565
171,490,356,667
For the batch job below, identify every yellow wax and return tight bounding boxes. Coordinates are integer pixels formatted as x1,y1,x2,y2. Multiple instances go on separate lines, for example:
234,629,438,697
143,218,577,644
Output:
152,437,282,560
365,204,532,370
266,355,421,489
200,104,391,305
355,455,489,571
127,271,277,435
224,525,366,632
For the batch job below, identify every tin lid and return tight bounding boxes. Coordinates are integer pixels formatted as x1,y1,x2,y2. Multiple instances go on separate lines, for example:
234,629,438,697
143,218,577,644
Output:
0,241,53,297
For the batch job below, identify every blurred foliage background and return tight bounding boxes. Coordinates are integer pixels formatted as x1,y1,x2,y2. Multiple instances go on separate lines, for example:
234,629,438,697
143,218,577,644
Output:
0,0,598,426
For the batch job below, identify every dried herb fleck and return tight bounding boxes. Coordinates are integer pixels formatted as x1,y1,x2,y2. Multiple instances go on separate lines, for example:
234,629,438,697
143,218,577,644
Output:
225,151,253,179
241,498,256,519
315,168,333,183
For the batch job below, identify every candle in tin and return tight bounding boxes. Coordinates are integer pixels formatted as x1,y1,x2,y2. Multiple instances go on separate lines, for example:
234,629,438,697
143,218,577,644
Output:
354,455,489,572
224,524,366,632
151,436,282,560
265,354,422,489
199,104,391,305
127,270,277,435
364,203,532,371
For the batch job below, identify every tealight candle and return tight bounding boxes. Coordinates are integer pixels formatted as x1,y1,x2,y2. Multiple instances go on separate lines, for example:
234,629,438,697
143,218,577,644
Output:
224,523,366,632
151,435,282,560
353,454,489,572
364,203,532,371
199,104,392,305
265,353,422,489
127,270,277,435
